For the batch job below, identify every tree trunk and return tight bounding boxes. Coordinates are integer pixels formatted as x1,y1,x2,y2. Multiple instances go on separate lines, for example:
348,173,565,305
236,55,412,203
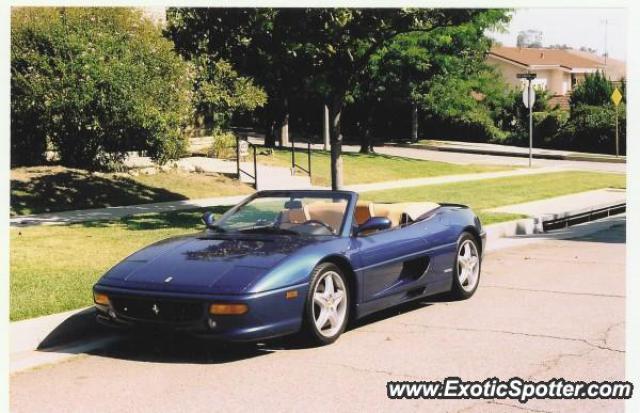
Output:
280,97,289,147
264,118,277,148
411,103,418,142
359,107,375,154
323,105,330,151
329,97,344,191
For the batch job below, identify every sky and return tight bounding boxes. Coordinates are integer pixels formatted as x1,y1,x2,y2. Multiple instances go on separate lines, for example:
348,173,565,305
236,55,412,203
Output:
487,8,627,61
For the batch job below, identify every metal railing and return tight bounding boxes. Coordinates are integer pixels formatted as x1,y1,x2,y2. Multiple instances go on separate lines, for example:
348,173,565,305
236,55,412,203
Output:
236,136,258,189
290,136,312,178
542,203,626,231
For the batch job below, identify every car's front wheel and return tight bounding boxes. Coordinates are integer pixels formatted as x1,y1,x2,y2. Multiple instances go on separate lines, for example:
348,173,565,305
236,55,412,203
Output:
303,262,350,345
450,232,481,299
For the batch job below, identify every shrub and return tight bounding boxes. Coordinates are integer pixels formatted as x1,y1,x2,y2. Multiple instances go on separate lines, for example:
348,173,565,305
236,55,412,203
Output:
207,131,237,159
11,8,194,169
556,104,626,155
570,71,614,108
418,71,510,143
534,110,569,145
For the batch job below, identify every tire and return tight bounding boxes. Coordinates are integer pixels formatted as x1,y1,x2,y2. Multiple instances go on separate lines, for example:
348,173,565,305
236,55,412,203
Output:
303,262,350,345
449,232,482,299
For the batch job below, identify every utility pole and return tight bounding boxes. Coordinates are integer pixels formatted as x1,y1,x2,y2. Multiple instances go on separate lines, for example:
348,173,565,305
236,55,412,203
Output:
528,80,533,167
602,18,608,66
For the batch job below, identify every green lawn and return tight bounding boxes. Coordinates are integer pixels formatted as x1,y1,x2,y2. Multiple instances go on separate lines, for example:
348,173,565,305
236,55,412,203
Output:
10,208,227,321
10,171,625,321
257,148,510,186
361,171,626,225
11,166,253,216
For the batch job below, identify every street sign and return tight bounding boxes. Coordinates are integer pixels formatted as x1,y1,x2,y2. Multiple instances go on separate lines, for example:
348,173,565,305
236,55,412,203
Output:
517,72,537,168
522,87,536,109
238,140,249,157
611,88,623,106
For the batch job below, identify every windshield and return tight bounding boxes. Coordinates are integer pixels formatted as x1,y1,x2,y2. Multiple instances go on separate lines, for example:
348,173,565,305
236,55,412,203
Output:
215,194,350,236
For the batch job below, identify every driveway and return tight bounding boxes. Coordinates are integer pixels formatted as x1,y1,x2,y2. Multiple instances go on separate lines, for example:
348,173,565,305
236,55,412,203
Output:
10,220,626,412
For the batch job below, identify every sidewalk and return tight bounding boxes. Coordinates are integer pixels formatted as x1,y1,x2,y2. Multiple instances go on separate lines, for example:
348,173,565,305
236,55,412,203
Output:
10,194,248,226
11,166,568,226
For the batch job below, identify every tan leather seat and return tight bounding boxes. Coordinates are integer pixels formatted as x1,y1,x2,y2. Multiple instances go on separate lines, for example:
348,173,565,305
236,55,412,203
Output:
279,207,309,224
371,202,440,228
355,201,374,225
306,201,347,233
370,203,406,227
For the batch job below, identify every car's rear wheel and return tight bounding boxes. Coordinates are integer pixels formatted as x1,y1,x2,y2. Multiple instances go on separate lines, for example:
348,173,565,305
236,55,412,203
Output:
303,263,350,345
450,232,481,299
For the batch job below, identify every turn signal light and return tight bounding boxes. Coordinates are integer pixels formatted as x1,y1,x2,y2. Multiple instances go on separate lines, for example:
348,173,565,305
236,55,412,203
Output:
94,292,110,306
209,303,248,315
285,290,298,299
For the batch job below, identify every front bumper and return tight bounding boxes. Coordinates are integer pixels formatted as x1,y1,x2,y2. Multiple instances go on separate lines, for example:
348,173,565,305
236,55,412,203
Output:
93,283,308,342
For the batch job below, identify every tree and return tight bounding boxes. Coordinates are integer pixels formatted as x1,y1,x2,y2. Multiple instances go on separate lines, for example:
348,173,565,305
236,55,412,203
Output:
355,10,510,152
292,9,510,189
570,71,614,108
547,44,572,50
166,9,310,148
168,8,510,189
11,7,195,169
516,30,542,48
420,66,514,143
191,57,267,130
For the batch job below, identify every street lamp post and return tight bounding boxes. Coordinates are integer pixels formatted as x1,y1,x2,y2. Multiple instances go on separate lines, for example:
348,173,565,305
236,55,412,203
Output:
517,72,537,167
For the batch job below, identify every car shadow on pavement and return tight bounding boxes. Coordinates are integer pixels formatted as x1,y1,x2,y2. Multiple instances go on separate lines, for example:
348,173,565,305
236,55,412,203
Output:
85,333,274,364
36,295,452,365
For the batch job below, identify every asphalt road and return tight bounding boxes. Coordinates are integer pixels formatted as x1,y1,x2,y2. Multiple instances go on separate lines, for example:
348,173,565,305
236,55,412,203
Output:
279,140,626,174
353,145,626,174
10,221,626,413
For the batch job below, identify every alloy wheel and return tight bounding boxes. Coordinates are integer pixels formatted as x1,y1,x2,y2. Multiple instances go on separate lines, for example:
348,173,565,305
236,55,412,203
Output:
457,239,480,292
311,270,348,338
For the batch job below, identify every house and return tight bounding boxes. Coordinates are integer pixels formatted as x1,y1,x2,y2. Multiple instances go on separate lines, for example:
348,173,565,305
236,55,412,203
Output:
487,46,626,109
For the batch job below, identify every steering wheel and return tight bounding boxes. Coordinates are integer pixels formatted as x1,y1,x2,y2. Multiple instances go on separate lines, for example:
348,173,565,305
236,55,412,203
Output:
302,220,335,234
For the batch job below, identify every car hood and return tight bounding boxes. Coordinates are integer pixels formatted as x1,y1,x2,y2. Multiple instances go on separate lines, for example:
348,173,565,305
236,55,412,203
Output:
99,233,321,294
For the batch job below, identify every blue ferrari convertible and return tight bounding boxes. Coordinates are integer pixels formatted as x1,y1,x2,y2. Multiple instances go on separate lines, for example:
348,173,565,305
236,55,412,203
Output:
93,190,485,344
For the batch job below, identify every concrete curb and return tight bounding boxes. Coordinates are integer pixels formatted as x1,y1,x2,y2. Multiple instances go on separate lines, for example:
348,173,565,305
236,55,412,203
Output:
10,307,115,374
384,142,627,164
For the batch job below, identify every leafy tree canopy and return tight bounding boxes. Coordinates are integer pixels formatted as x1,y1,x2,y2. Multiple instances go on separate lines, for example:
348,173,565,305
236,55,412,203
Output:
570,71,617,108
12,7,265,169
11,7,194,168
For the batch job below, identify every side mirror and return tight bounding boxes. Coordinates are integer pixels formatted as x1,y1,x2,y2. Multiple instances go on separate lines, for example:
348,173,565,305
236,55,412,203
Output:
201,211,216,228
355,217,391,236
